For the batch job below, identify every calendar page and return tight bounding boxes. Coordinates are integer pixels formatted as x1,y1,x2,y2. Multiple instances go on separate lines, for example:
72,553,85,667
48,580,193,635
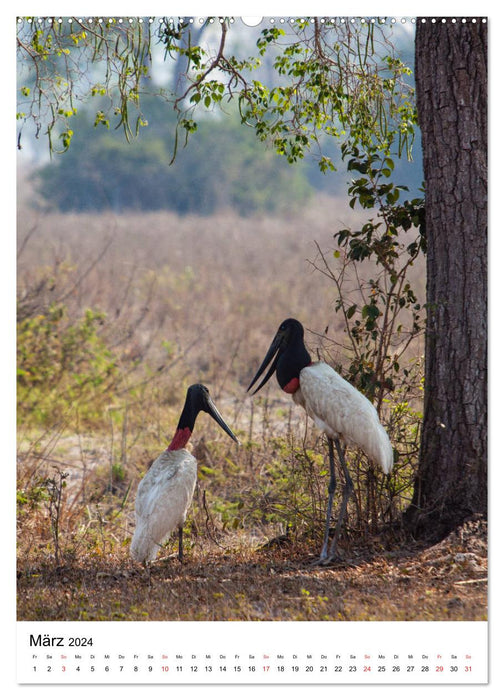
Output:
15,7,489,691
17,620,487,683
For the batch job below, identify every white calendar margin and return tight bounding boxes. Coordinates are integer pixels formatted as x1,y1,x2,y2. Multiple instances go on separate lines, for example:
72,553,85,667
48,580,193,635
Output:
16,620,488,685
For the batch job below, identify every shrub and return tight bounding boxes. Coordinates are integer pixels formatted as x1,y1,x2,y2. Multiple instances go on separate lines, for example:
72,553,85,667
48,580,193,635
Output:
17,302,118,427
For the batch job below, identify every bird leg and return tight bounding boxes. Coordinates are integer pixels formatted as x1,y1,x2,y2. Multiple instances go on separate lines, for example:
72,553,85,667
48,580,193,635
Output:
318,437,337,563
144,560,152,588
178,526,184,563
326,437,354,562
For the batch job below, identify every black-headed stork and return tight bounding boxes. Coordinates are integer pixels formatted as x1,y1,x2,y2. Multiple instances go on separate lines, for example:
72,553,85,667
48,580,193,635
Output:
130,384,238,564
247,318,393,563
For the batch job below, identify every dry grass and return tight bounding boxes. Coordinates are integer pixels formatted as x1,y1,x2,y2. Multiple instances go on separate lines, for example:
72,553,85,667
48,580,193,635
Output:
17,195,354,380
17,519,487,622
16,192,486,622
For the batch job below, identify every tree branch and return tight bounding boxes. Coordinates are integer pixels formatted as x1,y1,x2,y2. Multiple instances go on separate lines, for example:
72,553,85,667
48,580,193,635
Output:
173,20,228,111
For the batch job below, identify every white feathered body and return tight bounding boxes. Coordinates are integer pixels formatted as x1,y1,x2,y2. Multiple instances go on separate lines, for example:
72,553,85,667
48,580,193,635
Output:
293,362,393,474
130,449,197,563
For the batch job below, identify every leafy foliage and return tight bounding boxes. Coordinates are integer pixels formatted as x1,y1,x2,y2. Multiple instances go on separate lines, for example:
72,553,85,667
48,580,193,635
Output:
307,142,426,508
18,18,416,163
150,18,419,192
17,302,118,426
17,17,151,152
332,144,425,401
20,17,421,215
238,21,416,164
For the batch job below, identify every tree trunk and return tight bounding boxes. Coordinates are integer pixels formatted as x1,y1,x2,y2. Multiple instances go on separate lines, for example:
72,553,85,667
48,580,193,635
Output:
405,19,487,540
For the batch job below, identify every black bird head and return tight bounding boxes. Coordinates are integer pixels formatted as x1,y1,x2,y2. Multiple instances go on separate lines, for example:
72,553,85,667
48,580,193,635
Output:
169,384,239,450
185,384,238,442
247,318,311,395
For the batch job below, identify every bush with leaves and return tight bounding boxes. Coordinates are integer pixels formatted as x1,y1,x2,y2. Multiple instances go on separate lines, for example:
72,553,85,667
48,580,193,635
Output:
303,144,426,535
17,302,118,427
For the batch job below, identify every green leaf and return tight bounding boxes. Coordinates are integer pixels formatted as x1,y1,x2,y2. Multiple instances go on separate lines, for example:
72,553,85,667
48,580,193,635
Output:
346,304,357,319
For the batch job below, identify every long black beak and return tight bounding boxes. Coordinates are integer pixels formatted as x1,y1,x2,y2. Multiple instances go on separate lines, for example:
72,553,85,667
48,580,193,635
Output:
247,332,283,395
204,395,239,444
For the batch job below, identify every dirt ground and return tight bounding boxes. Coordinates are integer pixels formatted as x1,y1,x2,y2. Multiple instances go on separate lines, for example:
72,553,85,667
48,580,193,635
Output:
17,516,486,622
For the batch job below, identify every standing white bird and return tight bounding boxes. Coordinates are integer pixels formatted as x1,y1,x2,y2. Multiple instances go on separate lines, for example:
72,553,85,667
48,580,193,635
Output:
247,318,393,564
130,384,238,564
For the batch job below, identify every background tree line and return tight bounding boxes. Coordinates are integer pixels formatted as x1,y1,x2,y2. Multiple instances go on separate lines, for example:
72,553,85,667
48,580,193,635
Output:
32,100,314,215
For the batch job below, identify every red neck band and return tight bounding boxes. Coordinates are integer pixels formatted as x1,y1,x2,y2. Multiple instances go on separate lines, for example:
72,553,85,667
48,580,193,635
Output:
167,427,192,451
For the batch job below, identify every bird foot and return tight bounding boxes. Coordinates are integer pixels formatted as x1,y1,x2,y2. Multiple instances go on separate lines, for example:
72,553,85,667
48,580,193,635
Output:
313,551,344,567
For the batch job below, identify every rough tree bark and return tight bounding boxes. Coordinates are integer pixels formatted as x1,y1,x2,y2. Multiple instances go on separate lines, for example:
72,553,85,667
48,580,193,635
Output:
405,19,487,540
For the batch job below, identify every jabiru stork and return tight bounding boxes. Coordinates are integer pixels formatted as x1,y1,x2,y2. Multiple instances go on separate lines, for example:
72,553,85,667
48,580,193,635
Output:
247,318,393,563
130,384,238,564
